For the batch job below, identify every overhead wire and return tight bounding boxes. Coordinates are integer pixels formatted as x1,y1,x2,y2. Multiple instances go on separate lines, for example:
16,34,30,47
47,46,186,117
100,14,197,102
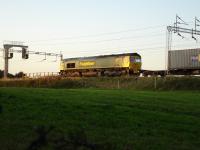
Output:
27,25,166,43
1,37,198,56
61,41,200,57
1,24,200,63
28,32,166,46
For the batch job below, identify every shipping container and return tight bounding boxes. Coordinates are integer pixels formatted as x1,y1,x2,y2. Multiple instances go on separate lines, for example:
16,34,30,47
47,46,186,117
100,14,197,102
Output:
169,49,200,70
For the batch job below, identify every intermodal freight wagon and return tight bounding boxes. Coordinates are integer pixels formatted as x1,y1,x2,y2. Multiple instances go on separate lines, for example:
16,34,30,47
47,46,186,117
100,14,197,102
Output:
169,49,200,75
60,53,141,77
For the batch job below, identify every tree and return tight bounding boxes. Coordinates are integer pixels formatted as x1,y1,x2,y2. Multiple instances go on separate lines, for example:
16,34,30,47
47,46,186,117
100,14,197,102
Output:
15,71,25,78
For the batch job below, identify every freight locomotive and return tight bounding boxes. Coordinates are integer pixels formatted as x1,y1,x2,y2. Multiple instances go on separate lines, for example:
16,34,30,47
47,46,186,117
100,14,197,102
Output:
60,53,142,77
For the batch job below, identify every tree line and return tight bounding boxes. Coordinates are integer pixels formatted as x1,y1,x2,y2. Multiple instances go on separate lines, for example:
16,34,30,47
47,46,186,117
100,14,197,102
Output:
0,70,25,78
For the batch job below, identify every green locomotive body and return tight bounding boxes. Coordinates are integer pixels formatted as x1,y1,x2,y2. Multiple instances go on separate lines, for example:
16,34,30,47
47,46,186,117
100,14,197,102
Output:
60,53,141,77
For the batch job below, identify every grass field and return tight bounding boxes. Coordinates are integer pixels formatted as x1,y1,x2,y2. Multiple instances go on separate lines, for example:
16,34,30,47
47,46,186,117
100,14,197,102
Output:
0,88,200,150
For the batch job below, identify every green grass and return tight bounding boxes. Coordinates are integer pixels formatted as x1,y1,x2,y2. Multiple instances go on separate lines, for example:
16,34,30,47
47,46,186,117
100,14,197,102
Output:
0,88,200,150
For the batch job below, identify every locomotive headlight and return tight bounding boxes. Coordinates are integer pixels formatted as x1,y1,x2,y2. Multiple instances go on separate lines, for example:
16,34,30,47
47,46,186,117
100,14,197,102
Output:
60,61,65,70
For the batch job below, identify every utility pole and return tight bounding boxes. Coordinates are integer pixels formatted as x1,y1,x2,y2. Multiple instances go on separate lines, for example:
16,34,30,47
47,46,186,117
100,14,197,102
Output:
4,46,9,79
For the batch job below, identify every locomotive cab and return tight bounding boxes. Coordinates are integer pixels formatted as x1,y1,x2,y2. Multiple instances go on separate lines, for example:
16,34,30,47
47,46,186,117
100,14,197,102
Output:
130,54,142,74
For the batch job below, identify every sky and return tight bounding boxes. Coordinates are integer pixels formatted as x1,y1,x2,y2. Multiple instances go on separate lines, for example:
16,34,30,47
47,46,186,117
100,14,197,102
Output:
0,0,200,74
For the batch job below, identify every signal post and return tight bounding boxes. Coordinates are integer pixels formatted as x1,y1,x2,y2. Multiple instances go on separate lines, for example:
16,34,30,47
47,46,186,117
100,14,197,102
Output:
2,41,62,79
3,41,28,79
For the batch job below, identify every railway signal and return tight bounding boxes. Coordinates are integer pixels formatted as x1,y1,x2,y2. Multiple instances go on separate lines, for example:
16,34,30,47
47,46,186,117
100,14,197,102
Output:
22,48,29,59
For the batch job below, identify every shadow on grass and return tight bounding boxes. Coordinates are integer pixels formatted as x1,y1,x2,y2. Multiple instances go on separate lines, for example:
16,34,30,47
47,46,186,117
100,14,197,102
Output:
27,126,55,150
0,105,2,114
27,125,132,150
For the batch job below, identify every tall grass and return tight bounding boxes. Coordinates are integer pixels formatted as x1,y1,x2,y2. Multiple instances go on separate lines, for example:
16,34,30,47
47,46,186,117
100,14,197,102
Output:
0,76,200,90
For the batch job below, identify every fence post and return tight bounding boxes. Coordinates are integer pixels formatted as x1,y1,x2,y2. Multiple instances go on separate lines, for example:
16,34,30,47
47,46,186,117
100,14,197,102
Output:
117,79,120,89
154,76,157,90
